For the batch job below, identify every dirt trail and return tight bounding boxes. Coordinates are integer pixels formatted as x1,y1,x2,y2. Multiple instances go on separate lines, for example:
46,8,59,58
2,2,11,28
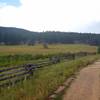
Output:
63,61,100,100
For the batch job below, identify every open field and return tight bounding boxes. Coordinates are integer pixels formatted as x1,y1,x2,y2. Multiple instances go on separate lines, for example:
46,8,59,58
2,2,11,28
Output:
0,44,99,100
0,44,97,55
0,44,97,67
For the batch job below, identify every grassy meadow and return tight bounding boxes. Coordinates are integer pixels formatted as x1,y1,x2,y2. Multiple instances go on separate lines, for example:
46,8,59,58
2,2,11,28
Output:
0,55,99,100
0,44,97,67
0,44,99,100
0,44,97,55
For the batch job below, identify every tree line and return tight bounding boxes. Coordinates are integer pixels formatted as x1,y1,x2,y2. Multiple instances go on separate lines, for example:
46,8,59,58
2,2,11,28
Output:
0,26,100,45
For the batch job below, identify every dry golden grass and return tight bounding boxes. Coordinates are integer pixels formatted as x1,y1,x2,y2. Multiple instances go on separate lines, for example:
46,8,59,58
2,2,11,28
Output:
0,44,97,55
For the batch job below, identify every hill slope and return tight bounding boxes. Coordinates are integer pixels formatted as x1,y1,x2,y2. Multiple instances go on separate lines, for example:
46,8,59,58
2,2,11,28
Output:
0,26,100,45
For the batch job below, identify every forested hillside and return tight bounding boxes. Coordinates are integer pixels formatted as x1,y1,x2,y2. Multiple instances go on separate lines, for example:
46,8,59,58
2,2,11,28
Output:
0,26,100,45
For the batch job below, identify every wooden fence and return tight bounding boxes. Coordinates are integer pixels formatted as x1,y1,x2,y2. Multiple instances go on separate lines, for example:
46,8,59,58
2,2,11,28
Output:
0,52,96,88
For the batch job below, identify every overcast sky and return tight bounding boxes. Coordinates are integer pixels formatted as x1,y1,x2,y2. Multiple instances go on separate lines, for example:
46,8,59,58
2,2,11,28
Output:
0,0,100,32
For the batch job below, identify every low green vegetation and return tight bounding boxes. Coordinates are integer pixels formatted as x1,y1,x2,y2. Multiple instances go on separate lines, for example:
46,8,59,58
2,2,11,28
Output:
0,55,99,100
0,54,49,67
97,46,100,54
0,44,96,67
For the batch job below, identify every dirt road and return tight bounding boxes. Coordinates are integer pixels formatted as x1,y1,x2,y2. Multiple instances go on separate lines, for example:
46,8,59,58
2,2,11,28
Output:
63,61,100,100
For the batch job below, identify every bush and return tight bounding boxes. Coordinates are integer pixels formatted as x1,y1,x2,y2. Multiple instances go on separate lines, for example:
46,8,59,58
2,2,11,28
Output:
97,46,100,54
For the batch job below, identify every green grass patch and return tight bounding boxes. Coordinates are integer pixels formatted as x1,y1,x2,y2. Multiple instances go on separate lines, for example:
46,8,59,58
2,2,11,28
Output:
0,55,99,100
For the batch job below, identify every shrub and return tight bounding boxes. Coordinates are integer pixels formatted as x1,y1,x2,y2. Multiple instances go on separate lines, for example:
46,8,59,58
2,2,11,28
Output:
97,46,100,54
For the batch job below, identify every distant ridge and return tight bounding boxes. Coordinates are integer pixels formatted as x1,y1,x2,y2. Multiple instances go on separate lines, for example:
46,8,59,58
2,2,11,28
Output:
0,26,100,45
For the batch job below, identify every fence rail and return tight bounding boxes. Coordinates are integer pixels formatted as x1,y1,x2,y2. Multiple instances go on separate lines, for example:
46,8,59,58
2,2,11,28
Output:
0,52,96,88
